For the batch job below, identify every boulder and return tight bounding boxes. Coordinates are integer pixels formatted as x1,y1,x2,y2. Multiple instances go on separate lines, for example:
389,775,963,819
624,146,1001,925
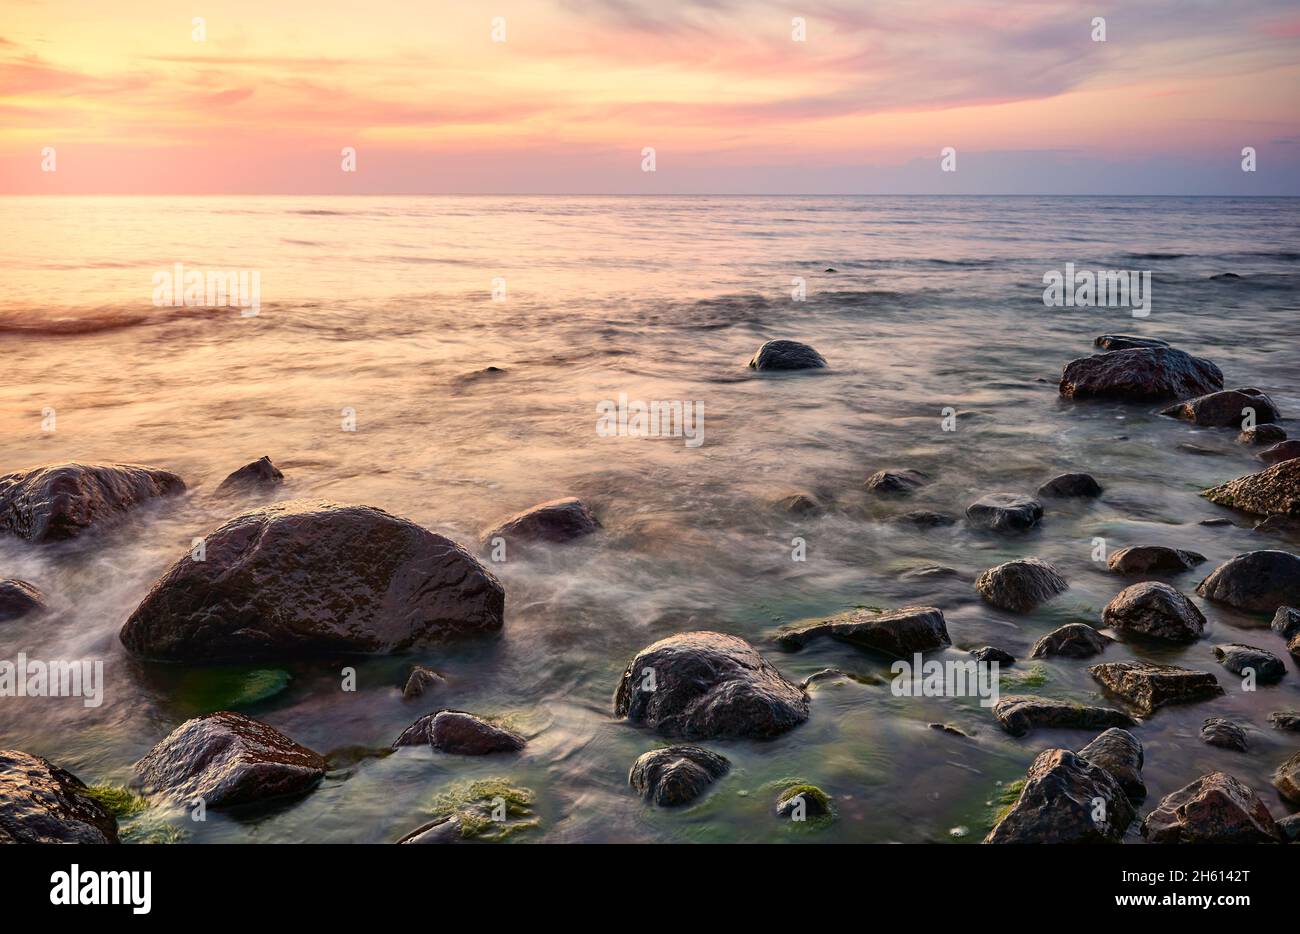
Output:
628,745,729,806
614,631,809,740
992,695,1135,737
775,784,832,819
1212,643,1286,684
1106,545,1205,577
1201,717,1249,752
1279,814,1300,843
0,749,119,844
1030,623,1111,659
965,494,1043,532
1202,459,1300,517
0,463,185,543
1275,751,1300,804
865,469,928,495
1273,606,1300,642
393,710,525,755
1059,347,1223,402
1142,772,1280,844
1195,550,1300,613
983,749,1134,843
402,666,444,699
119,500,505,661
1159,388,1280,427
1089,661,1223,715
776,605,950,657
976,558,1068,612
971,646,1015,666
1239,424,1287,446
1260,440,1300,465
215,456,284,494
1102,581,1206,642
480,497,600,550
1036,472,1103,498
1093,335,1170,351
134,711,326,809
748,339,827,371
1271,710,1300,732
1077,728,1146,803
396,815,462,844
894,510,957,528
0,579,46,622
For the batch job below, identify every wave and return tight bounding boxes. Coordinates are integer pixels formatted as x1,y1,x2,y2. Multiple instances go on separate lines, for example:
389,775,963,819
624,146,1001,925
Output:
0,308,154,337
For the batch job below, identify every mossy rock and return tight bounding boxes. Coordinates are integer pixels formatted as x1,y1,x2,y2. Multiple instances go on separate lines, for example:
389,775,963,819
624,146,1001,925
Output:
773,781,833,824
84,784,149,818
428,779,539,842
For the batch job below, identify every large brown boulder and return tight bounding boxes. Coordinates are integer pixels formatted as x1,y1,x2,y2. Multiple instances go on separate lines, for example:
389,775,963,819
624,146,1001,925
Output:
0,750,119,843
976,558,1068,613
1059,347,1222,402
1142,772,1280,844
776,605,950,657
1201,459,1300,517
983,749,1135,843
393,710,525,755
1078,728,1146,803
1089,661,1223,715
1195,550,1300,613
0,463,184,543
1159,388,1280,427
1102,581,1206,642
629,745,730,806
479,497,600,550
120,500,504,661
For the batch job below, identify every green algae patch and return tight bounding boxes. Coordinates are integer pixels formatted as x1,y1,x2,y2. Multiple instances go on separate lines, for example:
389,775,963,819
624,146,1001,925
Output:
988,778,1025,827
1001,664,1048,690
768,778,834,827
428,779,539,842
85,784,149,818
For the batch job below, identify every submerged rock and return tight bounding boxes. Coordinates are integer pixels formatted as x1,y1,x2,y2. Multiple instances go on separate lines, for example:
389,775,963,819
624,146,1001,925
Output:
1142,772,1280,844
775,784,832,819
894,510,957,528
772,491,824,516
0,579,46,622
971,646,1015,666
1106,545,1205,577
480,497,600,549
1159,388,1280,427
1212,643,1286,683
0,749,119,844
1202,459,1300,517
1093,335,1170,351
965,493,1043,532
776,605,950,657
135,711,326,809
402,665,444,699
1271,710,1300,732
1195,549,1300,613
0,462,185,543
1201,717,1249,752
393,710,525,755
1254,514,1300,539
215,456,284,494
983,749,1134,843
1102,581,1206,642
748,339,827,371
865,469,928,495
1276,751,1300,804
975,558,1068,613
629,745,729,806
1059,347,1223,402
1077,728,1146,803
1030,623,1111,659
120,500,505,661
614,631,809,740
1089,661,1223,715
396,815,462,844
1239,424,1287,446
1036,472,1103,498
993,695,1135,737
1259,440,1300,465
1273,606,1300,653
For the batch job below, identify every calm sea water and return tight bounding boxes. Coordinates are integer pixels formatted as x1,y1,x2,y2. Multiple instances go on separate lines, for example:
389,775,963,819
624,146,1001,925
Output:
1,195,1298,843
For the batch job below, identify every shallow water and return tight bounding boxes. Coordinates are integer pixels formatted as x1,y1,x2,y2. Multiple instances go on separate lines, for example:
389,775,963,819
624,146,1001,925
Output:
1,194,1298,843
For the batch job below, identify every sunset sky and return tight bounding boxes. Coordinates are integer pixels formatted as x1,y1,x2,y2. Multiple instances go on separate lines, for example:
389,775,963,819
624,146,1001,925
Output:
3,0,1299,194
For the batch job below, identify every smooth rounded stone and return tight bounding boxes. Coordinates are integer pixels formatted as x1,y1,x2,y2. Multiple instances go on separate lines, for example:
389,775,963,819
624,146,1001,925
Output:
983,749,1135,844
1089,661,1224,716
135,711,326,809
1195,549,1300,613
965,493,1043,532
1212,643,1286,684
894,510,957,528
629,745,730,806
799,668,855,690
393,710,525,755
1270,710,1300,732
971,646,1015,665
1259,440,1300,465
1059,347,1223,402
775,784,832,819
119,500,505,661
1276,750,1300,804
1030,623,1111,659
992,695,1135,738
1202,458,1300,517
1106,545,1206,578
776,605,950,657
1201,717,1249,752
1279,814,1300,843
1159,387,1281,427
396,815,462,844
215,455,284,494
402,665,444,699
747,339,827,371
1102,581,1206,642
771,491,824,516
614,631,809,740
865,469,928,495
1142,772,1280,844
1093,334,1170,351
1238,424,1287,445
976,558,1067,613
1036,472,1103,498
1077,728,1145,803
0,579,46,622
0,749,119,844
0,462,185,543
479,497,600,549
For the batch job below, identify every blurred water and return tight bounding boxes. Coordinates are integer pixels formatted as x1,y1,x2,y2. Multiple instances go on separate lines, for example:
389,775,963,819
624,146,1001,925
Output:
0,195,1297,843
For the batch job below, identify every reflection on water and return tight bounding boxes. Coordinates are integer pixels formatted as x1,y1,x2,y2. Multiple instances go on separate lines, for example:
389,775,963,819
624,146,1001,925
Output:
1,195,1298,842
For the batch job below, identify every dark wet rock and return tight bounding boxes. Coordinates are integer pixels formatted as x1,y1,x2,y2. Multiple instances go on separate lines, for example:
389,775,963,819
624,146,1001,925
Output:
772,491,824,516
965,493,1043,532
1212,643,1286,684
899,564,964,580
928,722,972,738
1260,440,1300,465
798,668,880,689
1199,517,1235,526
748,339,827,371
1077,728,1145,803
393,710,525,755
0,462,185,544
983,748,1135,843
1059,347,1223,402
120,500,504,661
777,605,950,657
1254,514,1300,539
1089,661,1223,715
1201,717,1249,752
1142,772,1280,844
1036,472,1103,498
1106,545,1206,577
1102,581,1206,642
1195,549,1300,612
402,666,445,699
1160,388,1280,428
1030,623,1112,659
0,579,46,622
1276,751,1300,804
976,558,1067,612
1271,710,1300,732
993,695,1135,737
1178,442,1223,457
1279,814,1300,842
865,469,928,495
1202,459,1300,517
215,456,284,494
135,711,326,809
775,784,832,819
629,745,729,806
894,510,957,528
480,497,600,549
0,749,119,844
396,814,462,844
1273,606,1300,642
1239,424,1287,446
1093,335,1170,351
971,646,1015,666
1210,273,1241,281
614,631,809,740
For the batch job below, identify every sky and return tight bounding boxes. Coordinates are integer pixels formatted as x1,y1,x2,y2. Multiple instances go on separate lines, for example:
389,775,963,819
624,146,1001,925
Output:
2,0,1299,194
